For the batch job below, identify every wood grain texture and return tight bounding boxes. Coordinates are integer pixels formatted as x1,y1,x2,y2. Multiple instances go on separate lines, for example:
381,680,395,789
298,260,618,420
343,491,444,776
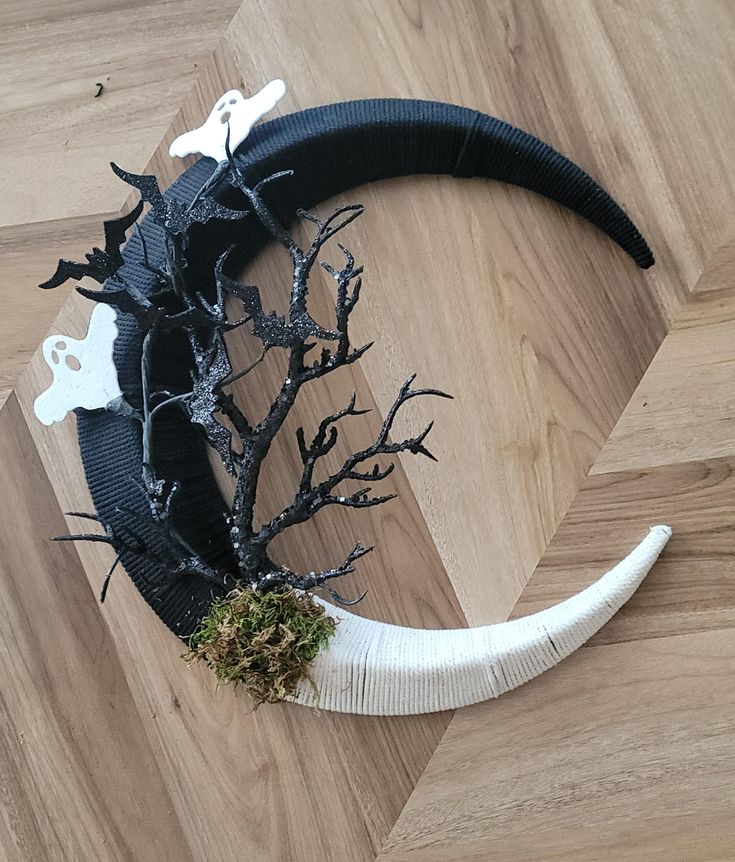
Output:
2,0,735,859
379,629,735,861
691,230,735,294
0,394,192,862
593,288,735,475
513,459,735,646
0,0,240,228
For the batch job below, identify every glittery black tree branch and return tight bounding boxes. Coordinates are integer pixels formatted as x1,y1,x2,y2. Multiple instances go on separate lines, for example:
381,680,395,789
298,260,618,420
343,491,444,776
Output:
253,374,451,549
221,159,428,595
41,145,451,603
250,543,372,605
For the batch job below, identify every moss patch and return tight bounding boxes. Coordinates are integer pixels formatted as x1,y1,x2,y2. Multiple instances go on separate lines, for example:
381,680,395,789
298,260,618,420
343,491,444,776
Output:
184,587,336,704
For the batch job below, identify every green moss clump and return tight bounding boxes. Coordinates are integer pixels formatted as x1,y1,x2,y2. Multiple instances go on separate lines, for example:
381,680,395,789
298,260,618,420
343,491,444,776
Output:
183,587,336,705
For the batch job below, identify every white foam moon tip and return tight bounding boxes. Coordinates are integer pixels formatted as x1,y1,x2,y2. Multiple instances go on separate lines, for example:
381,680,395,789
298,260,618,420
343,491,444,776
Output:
289,525,672,715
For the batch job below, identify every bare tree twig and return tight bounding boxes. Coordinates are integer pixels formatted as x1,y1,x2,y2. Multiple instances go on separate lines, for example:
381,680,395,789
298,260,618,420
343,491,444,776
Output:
40,144,452,604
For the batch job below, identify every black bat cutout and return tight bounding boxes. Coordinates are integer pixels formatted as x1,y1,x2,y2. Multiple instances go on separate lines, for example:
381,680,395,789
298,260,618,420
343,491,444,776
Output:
188,332,238,475
76,283,160,329
110,163,248,235
39,200,144,289
215,252,293,348
214,250,339,348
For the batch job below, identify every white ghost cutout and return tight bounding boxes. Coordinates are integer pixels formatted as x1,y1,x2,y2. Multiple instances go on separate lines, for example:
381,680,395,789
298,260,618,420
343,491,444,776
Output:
34,303,124,426
169,79,287,163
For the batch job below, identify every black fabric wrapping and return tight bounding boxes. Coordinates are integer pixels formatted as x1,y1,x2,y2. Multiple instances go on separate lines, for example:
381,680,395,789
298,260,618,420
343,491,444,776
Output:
76,98,654,637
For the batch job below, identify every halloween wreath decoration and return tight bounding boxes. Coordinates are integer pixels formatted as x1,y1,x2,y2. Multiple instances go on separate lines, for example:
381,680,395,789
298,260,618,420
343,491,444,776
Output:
35,81,671,714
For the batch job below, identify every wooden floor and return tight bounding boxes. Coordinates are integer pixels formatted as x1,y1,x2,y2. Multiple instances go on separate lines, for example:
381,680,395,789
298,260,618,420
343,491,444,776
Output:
2,1,735,859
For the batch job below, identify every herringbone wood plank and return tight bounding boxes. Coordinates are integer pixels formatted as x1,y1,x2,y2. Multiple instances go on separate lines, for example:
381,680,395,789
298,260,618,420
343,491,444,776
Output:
1,1,733,859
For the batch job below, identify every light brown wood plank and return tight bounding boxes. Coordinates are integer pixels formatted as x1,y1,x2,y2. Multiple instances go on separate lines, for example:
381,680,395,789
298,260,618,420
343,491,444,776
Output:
379,628,735,861
383,809,735,862
588,0,735,285
0,0,240,228
593,289,735,475
691,229,735,294
0,393,193,861
512,457,735,646
0,215,111,393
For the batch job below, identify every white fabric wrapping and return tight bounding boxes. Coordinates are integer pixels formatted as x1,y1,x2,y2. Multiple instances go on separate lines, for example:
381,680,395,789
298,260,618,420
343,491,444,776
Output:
289,525,672,715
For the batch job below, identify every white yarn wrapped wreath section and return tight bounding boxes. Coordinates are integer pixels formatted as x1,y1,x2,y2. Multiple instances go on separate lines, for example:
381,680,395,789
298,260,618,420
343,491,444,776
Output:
290,525,672,715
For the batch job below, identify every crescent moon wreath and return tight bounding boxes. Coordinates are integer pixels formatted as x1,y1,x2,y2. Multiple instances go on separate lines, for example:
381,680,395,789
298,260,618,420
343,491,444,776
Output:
36,82,670,715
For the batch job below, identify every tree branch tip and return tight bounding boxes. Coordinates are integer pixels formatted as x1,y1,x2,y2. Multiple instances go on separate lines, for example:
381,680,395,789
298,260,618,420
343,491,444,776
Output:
64,511,101,521
323,584,368,606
